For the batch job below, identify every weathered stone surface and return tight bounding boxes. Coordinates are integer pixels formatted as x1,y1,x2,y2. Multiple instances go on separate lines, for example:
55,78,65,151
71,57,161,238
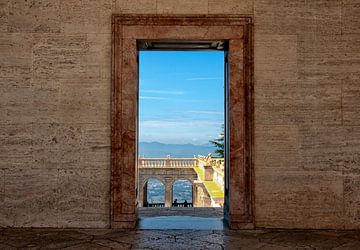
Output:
0,77,34,124
344,175,360,229
255,125,300,171
254,0,342,35
0,33,33,78
0,124,33,168
209,0,253,14
86,34,111,79
255,34,297,82
58,79,110,124
33,34,88,79
156,0,208,14
343,74,360,125
7,0,60,33
299,126,360,173
256,171,344,229
60,0,113,34
81,124,110,167
0,169,4,203
343,1,360,34
32,123,83,167
115,0,157,14
0,0,8,33
57,168,109,228
1,167,58,227
31,78,60,124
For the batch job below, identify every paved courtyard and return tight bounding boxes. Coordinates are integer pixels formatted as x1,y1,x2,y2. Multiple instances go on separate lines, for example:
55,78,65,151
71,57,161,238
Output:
1,227,360,249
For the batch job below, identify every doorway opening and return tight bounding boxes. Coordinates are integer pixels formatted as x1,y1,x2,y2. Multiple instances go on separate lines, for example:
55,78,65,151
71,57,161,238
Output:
137,42,227,229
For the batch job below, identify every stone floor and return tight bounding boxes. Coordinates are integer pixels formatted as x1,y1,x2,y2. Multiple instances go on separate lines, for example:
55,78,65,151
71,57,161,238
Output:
138,207,224,218
139,216,224,230
1,228,360,249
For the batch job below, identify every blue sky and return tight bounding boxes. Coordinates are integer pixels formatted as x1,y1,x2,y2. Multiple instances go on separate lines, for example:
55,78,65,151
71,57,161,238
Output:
139,51,224,145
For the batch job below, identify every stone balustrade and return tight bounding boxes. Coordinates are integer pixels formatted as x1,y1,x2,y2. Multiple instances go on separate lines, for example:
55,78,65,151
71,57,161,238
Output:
138,158,198,168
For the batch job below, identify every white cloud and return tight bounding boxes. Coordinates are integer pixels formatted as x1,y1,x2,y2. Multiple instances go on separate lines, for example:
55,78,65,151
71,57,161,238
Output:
186,110,223,115
142,89,184,95
139,96,169,100
185,77,223,81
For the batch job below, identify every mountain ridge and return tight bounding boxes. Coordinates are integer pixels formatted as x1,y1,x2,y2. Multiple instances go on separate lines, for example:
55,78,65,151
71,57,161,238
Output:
139,141,217,158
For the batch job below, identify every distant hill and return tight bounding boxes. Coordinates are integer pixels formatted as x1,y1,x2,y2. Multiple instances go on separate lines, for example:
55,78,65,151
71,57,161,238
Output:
139,142,217,158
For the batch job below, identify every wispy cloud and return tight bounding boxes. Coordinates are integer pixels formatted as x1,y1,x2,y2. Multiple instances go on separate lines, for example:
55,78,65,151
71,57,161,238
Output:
185,77,223,81
139,96,170,100
186,110,223,115
140,119,222,128
142,90,184,95
139,96,201,103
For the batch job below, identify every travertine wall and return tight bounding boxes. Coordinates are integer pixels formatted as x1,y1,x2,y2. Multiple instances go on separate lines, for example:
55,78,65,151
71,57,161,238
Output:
0,0,359,229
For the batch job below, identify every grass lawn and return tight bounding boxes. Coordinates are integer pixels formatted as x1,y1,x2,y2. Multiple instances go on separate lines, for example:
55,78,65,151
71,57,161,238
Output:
193,167,224,198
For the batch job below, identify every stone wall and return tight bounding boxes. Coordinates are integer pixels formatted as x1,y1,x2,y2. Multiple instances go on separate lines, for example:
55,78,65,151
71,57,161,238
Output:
0,0,359,229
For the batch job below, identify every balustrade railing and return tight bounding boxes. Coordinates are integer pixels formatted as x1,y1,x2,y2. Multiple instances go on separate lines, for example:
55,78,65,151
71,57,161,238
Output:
172,202,193,207
145,203,165,207
138,158,198,168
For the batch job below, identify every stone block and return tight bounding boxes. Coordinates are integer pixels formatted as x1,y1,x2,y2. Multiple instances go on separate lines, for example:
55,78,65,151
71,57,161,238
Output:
255,125,300,171
58,79,110,124
81,124,110,167
0,0,8,32
299,125,360,173
255,171,344,229
0,167,58,227
255,34,297,82
86,34,111,79
297,34,359,78
0,169,4,203
115,0,157,14
33,34,88,79
344,175,360,229
60,0,113,34
157,0,208,14
254,0,341,35
255,78,342,125
33,123,83,167
342,2,360,34
0,124,33,168
343,74,360,125
8,0,60,33
31,78,60,124
57,168,109,228
0,77,34,124
209,0,253,14
0,33,33,78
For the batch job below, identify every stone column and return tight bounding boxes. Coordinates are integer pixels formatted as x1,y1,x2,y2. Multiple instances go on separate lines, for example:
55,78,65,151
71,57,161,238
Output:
193,181,202,207
164,178,173,207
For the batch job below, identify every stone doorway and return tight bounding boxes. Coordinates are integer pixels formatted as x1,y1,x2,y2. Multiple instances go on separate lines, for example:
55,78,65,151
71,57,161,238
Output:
111,15,254,229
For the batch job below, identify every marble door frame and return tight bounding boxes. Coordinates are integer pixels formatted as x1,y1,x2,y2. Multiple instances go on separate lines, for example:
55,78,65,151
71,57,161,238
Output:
111,14,254,229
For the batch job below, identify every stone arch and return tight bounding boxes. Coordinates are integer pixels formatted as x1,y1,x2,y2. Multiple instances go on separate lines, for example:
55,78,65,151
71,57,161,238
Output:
171,179,193,206
142,178,165,207
142,177,165,188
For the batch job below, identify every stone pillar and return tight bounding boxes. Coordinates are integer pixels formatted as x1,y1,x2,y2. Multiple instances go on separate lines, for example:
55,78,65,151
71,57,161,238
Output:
164,178,173,207
193,181,202,207
203,165,214,181
138,181,147,207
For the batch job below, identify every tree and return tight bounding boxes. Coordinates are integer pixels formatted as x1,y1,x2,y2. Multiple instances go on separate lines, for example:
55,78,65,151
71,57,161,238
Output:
209,125,224,157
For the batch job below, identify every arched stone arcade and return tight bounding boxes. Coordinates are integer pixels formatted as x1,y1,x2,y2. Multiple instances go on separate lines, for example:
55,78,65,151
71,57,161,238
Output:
138,168,199,207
